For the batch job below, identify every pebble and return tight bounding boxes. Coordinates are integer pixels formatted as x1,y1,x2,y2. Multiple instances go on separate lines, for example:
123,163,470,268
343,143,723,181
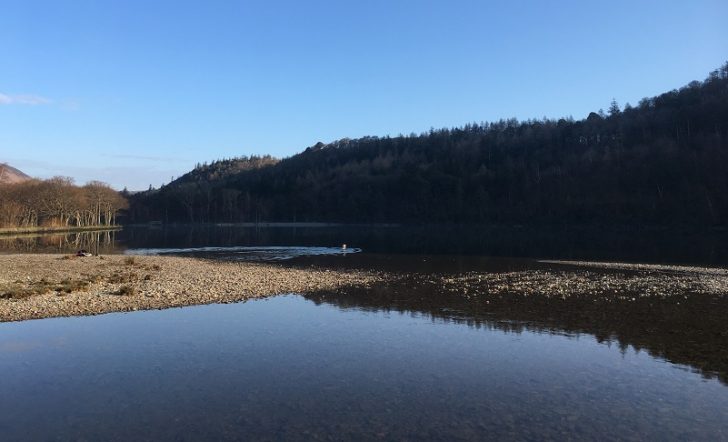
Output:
0,254,384,322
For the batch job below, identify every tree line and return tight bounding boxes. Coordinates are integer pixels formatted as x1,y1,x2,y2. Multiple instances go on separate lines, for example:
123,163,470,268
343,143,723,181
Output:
128,62,728,228
0,178,128,230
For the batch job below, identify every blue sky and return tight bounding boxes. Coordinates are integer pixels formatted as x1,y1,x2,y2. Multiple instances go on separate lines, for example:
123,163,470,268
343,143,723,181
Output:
1,0,727,190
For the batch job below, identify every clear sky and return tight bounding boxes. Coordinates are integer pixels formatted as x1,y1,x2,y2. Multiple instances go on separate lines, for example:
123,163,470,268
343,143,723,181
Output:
1,0,727,190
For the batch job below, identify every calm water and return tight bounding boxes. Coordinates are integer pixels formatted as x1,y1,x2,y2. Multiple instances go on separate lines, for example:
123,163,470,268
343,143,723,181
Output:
1,225,728,440
1,295,727,441
2,224,728,265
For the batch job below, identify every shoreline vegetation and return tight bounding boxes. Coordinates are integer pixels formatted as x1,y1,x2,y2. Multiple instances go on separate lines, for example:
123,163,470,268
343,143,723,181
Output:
0,225,122,236
0,178,128,233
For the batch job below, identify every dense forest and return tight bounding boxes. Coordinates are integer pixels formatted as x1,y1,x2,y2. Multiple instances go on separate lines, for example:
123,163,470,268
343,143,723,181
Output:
128,63,728,227
0,178,128,230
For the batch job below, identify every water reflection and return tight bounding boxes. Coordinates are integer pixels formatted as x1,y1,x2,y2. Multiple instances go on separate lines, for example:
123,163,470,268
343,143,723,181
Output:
305,274,728,385
119,224,728,265
3,224,728,266
0,229,120,254
0,296,726,441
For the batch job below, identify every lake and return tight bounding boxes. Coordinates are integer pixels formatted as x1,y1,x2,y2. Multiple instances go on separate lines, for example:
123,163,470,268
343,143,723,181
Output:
1,224,727,440
2,224,728,265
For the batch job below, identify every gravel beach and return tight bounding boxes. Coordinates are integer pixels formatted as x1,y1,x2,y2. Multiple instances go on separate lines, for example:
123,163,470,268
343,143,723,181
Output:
3,254,728,323
0,254,384,322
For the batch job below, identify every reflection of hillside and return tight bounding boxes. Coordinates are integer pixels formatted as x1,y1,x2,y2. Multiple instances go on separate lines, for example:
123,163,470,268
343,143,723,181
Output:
305,277,728,385
0,230,122,254
118,224,728,266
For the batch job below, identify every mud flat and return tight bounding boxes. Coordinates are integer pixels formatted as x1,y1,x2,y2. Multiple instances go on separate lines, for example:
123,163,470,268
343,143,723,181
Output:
0,254,383,322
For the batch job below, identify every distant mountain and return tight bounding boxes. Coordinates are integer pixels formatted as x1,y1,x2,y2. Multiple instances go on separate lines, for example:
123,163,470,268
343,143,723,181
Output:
128,62,728,227
0,163,30,184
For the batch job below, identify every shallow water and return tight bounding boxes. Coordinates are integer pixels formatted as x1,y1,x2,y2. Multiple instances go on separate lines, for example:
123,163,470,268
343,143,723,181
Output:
1,295,726,441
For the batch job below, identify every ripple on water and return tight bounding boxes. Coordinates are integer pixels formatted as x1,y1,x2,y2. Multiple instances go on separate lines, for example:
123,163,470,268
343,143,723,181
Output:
125,245,361,261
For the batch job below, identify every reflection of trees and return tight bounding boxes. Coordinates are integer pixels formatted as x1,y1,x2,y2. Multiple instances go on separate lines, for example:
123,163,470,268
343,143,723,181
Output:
118,224,728,266
305,277,728,385
0,230,122,254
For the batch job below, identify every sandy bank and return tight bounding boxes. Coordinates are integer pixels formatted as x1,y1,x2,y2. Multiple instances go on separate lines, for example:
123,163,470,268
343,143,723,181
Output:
0,254,383,322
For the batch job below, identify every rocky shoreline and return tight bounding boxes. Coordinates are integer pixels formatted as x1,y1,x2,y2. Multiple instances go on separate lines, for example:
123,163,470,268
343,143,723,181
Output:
3,254,728,323
0,254,384,322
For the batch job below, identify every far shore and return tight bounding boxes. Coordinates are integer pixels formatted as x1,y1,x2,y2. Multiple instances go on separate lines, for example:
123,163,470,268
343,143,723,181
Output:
0,225,122,236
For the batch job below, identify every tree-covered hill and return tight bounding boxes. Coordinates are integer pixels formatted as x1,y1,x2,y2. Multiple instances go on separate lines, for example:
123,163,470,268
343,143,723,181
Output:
128,63,728,227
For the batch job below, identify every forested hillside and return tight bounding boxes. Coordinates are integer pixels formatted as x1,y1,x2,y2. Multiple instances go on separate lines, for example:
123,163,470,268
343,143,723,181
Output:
128,63,728,227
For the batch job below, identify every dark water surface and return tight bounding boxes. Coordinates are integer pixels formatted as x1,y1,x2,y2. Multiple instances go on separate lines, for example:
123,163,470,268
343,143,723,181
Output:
1,295,727,441
2,223,728,265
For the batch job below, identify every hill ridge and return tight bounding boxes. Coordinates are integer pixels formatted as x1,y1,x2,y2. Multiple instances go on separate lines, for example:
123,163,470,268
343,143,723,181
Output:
0,163,30,184
128,62,728,227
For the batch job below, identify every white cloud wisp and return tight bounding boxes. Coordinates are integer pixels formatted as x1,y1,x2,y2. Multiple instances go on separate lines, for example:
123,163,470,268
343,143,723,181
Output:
0,93,52,105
